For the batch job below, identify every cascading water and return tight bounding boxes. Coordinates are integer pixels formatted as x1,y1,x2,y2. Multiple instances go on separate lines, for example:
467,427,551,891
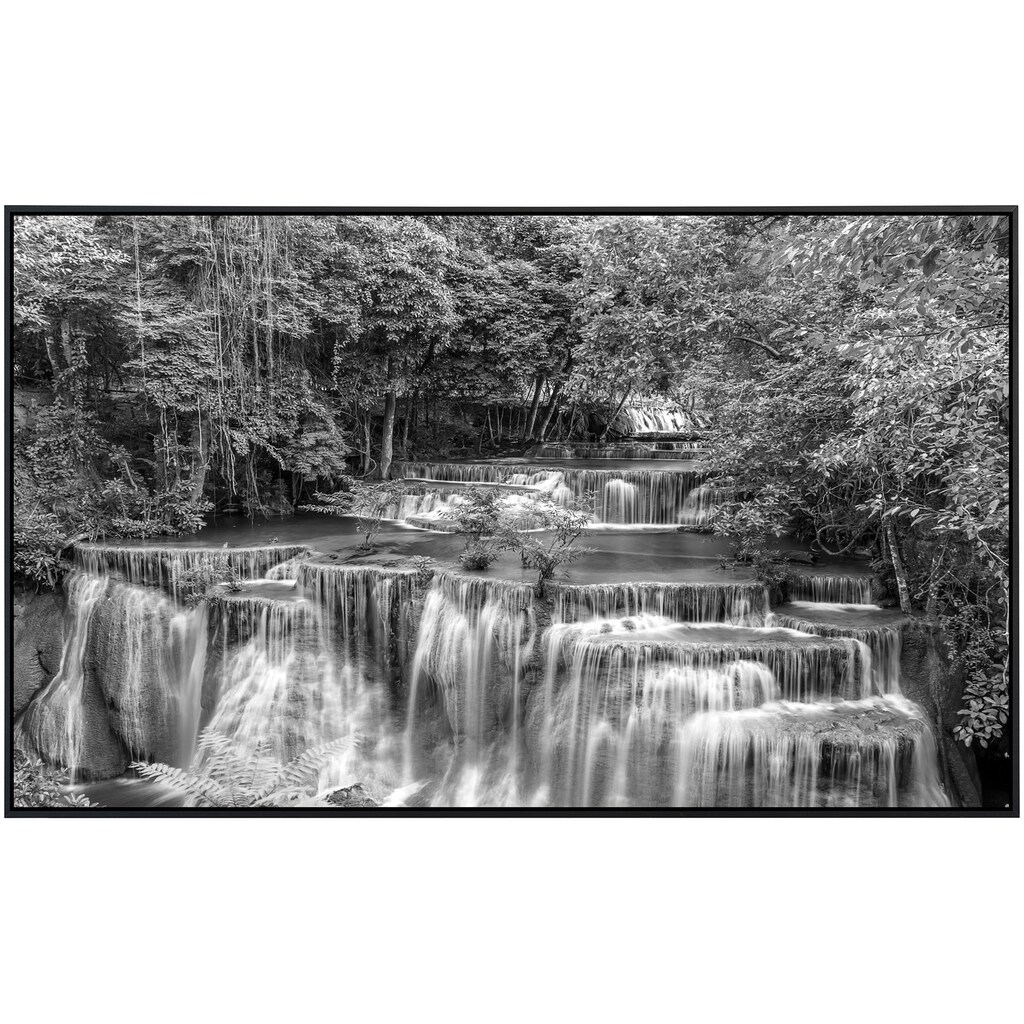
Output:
403,573,537,805
553,580,770,626
18,526,949,808
673,695,947,808
676,484,726,529
789,574,874,604
15,572,110,779
75,543,310,595
395,462,700,525
529,441,709,460
768,601,903,694
612,406,707,435
86,577,208,765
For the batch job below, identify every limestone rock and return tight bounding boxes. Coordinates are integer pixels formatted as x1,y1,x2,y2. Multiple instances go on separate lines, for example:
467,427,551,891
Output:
326,784,378,807
13,588,66,716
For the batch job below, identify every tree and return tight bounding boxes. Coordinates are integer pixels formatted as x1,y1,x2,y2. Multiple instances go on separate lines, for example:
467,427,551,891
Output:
333,217,456,478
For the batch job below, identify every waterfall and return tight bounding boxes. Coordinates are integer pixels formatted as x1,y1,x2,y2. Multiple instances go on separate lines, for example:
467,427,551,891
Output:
789,574,874,604
676,484,726,529
395,462,700,525
603,479,638,524
528,441,709,460
531,615,780,805
768,603,903,695
528,617,878,806
17,538,949,809
87,579,208,764
18,571,210,773
403,573,537,804
15,572,110,778
612,406,706,435
674,695,949,808
75,543,310,594
293,563,418,676
552,580,770,626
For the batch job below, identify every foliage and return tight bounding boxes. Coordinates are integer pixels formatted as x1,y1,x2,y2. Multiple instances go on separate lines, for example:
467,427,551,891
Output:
12,508,67,587
947,605,1009,748
692,214,1009,744
438,487,521,570
12,749,97,808
410,556,436,590
131,729,352,808
170,553,244,603
11,212,1008,749
13,400,213,585
517,494,593,594
302,476,407,549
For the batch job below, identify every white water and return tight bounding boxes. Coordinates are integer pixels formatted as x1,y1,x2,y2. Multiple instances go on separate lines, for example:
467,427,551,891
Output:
16,573,110,779
21,539,948,809
395,463,700,526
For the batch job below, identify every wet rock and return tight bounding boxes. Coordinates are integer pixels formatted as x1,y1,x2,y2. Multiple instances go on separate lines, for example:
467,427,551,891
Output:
900,621,981,807
326,784,379,807
83,587,180,765
13,588,66,716
784,551,817,565
17,663,130,782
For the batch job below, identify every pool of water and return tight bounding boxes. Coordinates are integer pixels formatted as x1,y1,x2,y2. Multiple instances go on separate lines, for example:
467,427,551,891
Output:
108,513,873,587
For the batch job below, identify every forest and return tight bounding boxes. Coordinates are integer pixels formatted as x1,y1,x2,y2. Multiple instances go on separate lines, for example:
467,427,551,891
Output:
11,211,1011,770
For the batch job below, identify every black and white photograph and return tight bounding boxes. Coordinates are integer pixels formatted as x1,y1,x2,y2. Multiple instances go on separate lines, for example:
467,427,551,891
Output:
6,208,1014,812
1,6,1020,1022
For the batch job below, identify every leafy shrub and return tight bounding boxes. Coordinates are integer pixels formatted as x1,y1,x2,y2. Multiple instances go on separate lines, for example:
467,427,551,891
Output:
170,553,244,603
517,494,593,595
13,749,97,808
13,402,214,586
12,507,67,587
411,555,436,590
947,607,1009,748
719,541,791,605
302,476,407,550
438,487,520,570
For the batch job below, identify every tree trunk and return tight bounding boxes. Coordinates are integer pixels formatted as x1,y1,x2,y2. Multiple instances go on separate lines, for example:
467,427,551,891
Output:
537,352,574,441
59,317,74,367
380,389,397,480
524,374,545,439
402,391,415,454
600,385,633,441
44,325,64,384
537,378,566,441
189,414,210,502
885,520,913,615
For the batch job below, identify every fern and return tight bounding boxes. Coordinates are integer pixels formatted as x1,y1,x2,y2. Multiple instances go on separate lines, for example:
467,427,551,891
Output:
131,729,355,808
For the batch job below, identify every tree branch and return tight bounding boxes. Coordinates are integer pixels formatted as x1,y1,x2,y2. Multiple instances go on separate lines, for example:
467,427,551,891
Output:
735,335,785,360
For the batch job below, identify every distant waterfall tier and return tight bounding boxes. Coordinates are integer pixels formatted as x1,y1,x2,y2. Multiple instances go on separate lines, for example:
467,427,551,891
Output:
394,462,701,525
768,602,906,694
674,696,948,808
610,405,708,437
553,580,769,626
528,441,709,460
788,572,874,604
75,543,311,593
